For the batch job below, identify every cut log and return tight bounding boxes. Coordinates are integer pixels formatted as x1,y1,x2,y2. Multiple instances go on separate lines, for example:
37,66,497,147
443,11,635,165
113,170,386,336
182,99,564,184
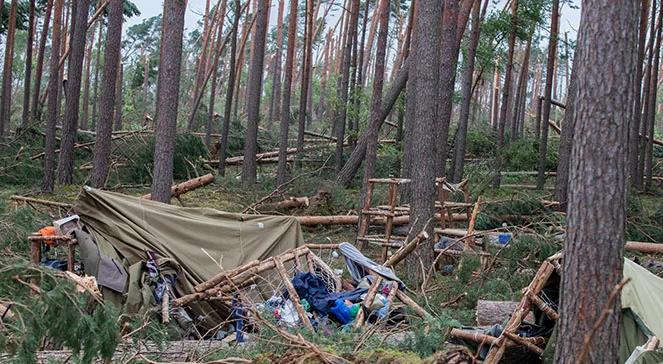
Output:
450,328,546,348
304,130,337,141
625,241,663,254
384,231,428,267
476,300,534,326
141,173,214,200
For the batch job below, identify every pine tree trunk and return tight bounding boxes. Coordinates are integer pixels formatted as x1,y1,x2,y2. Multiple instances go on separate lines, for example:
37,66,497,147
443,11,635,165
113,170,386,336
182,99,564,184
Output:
333,0,359,171
41,0,64,193
90,0,123,188
189,0,212,129
32,0,53,122
554,60,577,209
218,0,242,177
148,0,186,202
405,0,441,283
276,0,298,184
360,0,389,204
267,0,284,131
644,1,663,190
536,0,559,189
91,20,103,130
0,0,19,135
241,0,270,186
554,1,638,361
142,46,149,119
57,0,90,184
113,63,123,131
295,0,314,169
511,33,532,141
636,4,657,187
451,0,481,183
21,0,37,127
80,16,96,131
205,0,227,149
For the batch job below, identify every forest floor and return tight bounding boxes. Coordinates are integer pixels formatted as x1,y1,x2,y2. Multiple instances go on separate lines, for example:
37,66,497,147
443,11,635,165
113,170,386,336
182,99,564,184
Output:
0,131,662,363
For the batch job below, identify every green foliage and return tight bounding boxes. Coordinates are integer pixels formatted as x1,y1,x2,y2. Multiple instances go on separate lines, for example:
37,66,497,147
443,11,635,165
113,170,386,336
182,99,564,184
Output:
626,196,663,243
398,316,460,358
465,127,497,158
475,196,554,230
502,138,558,172
0,204,51,254
120,133,208,184
0,263,120,364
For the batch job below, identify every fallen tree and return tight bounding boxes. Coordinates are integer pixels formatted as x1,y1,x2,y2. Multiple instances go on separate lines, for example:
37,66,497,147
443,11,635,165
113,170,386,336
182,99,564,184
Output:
141,173,214,200
296,212,468,226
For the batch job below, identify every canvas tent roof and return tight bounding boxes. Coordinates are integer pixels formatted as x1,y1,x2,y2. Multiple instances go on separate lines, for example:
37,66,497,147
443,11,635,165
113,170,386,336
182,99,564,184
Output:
74,187,305,330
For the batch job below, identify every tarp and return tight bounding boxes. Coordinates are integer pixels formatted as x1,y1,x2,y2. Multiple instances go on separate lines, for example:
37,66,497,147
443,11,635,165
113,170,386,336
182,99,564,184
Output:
74,187,305,331
338,242,404,289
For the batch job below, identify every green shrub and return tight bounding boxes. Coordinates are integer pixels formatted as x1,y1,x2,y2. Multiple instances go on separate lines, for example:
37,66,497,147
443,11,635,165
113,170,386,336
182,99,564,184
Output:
465,128,497,158
502,138,558,172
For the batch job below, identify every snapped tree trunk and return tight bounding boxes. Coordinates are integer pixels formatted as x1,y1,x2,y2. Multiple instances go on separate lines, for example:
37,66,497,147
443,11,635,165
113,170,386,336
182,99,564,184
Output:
554,0,638,361
57,0,90,184
149,0,186,202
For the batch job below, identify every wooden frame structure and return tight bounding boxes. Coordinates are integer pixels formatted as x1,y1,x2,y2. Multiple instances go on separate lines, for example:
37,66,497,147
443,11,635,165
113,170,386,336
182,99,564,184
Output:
450,254,561,362
28,233,78,272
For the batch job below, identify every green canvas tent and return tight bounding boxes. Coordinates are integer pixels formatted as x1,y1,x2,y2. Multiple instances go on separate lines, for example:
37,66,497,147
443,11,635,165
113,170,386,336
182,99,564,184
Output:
74,187,305,332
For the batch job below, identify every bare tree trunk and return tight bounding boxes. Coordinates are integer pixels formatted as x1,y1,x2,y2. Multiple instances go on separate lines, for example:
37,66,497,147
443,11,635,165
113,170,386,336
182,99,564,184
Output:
241,0,270,186
405,0,441,283
205,0,227,149
644,1,663,190
21,0,37,128
490,61,499,131
41,0,64,193
630,0,651,184
347,0,362,147
451,0,482,183
57,0,90,184
511,33,532,141
554,0,638,361
91,20,103,130
32,0,54,122
636,3,657,188
90,0,122,188
295,0,314,169
554,60,577,209
148,0,186,202
142,47,149,119
0,0,19,135
189,0,212,129
492,0,518,188
80,16,96,131
267,0,284,131
360,0,389,204
276,0,298,184
535,0,559,189
113,63,123,131
333,0,359,171
218,0,242,177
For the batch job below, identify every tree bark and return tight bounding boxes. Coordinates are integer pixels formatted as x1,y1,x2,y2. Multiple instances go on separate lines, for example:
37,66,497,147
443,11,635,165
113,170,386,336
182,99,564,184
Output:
204,0,227,149
80,15,96,131
295,0,314,169
90,0,122,188
492,0,519,188
21,0,37,127
629,0,651,185
91,17,103,130
405,0,441,282
241,0,270,186
554,0,638,361
511,32,532,140
435,0,462,176
644,1,663,190
276,0,299,184
218,0,242,177
112,63,123,131
41,0,64,193
32,0,54,122
535,0,559,189
0,0,19,135
333,0,359,171
451,0,481,183
149,0,186,202
267,0,284,131
57,0,90,184
360,0,390,205
554,60,577,210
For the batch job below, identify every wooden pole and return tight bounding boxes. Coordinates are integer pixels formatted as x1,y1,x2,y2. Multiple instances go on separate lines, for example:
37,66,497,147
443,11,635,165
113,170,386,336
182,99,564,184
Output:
274,257,314,330
141,173,214,200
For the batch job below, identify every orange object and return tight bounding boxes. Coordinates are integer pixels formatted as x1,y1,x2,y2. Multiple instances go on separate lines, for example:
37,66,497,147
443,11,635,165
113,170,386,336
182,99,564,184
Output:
38,226,57,246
